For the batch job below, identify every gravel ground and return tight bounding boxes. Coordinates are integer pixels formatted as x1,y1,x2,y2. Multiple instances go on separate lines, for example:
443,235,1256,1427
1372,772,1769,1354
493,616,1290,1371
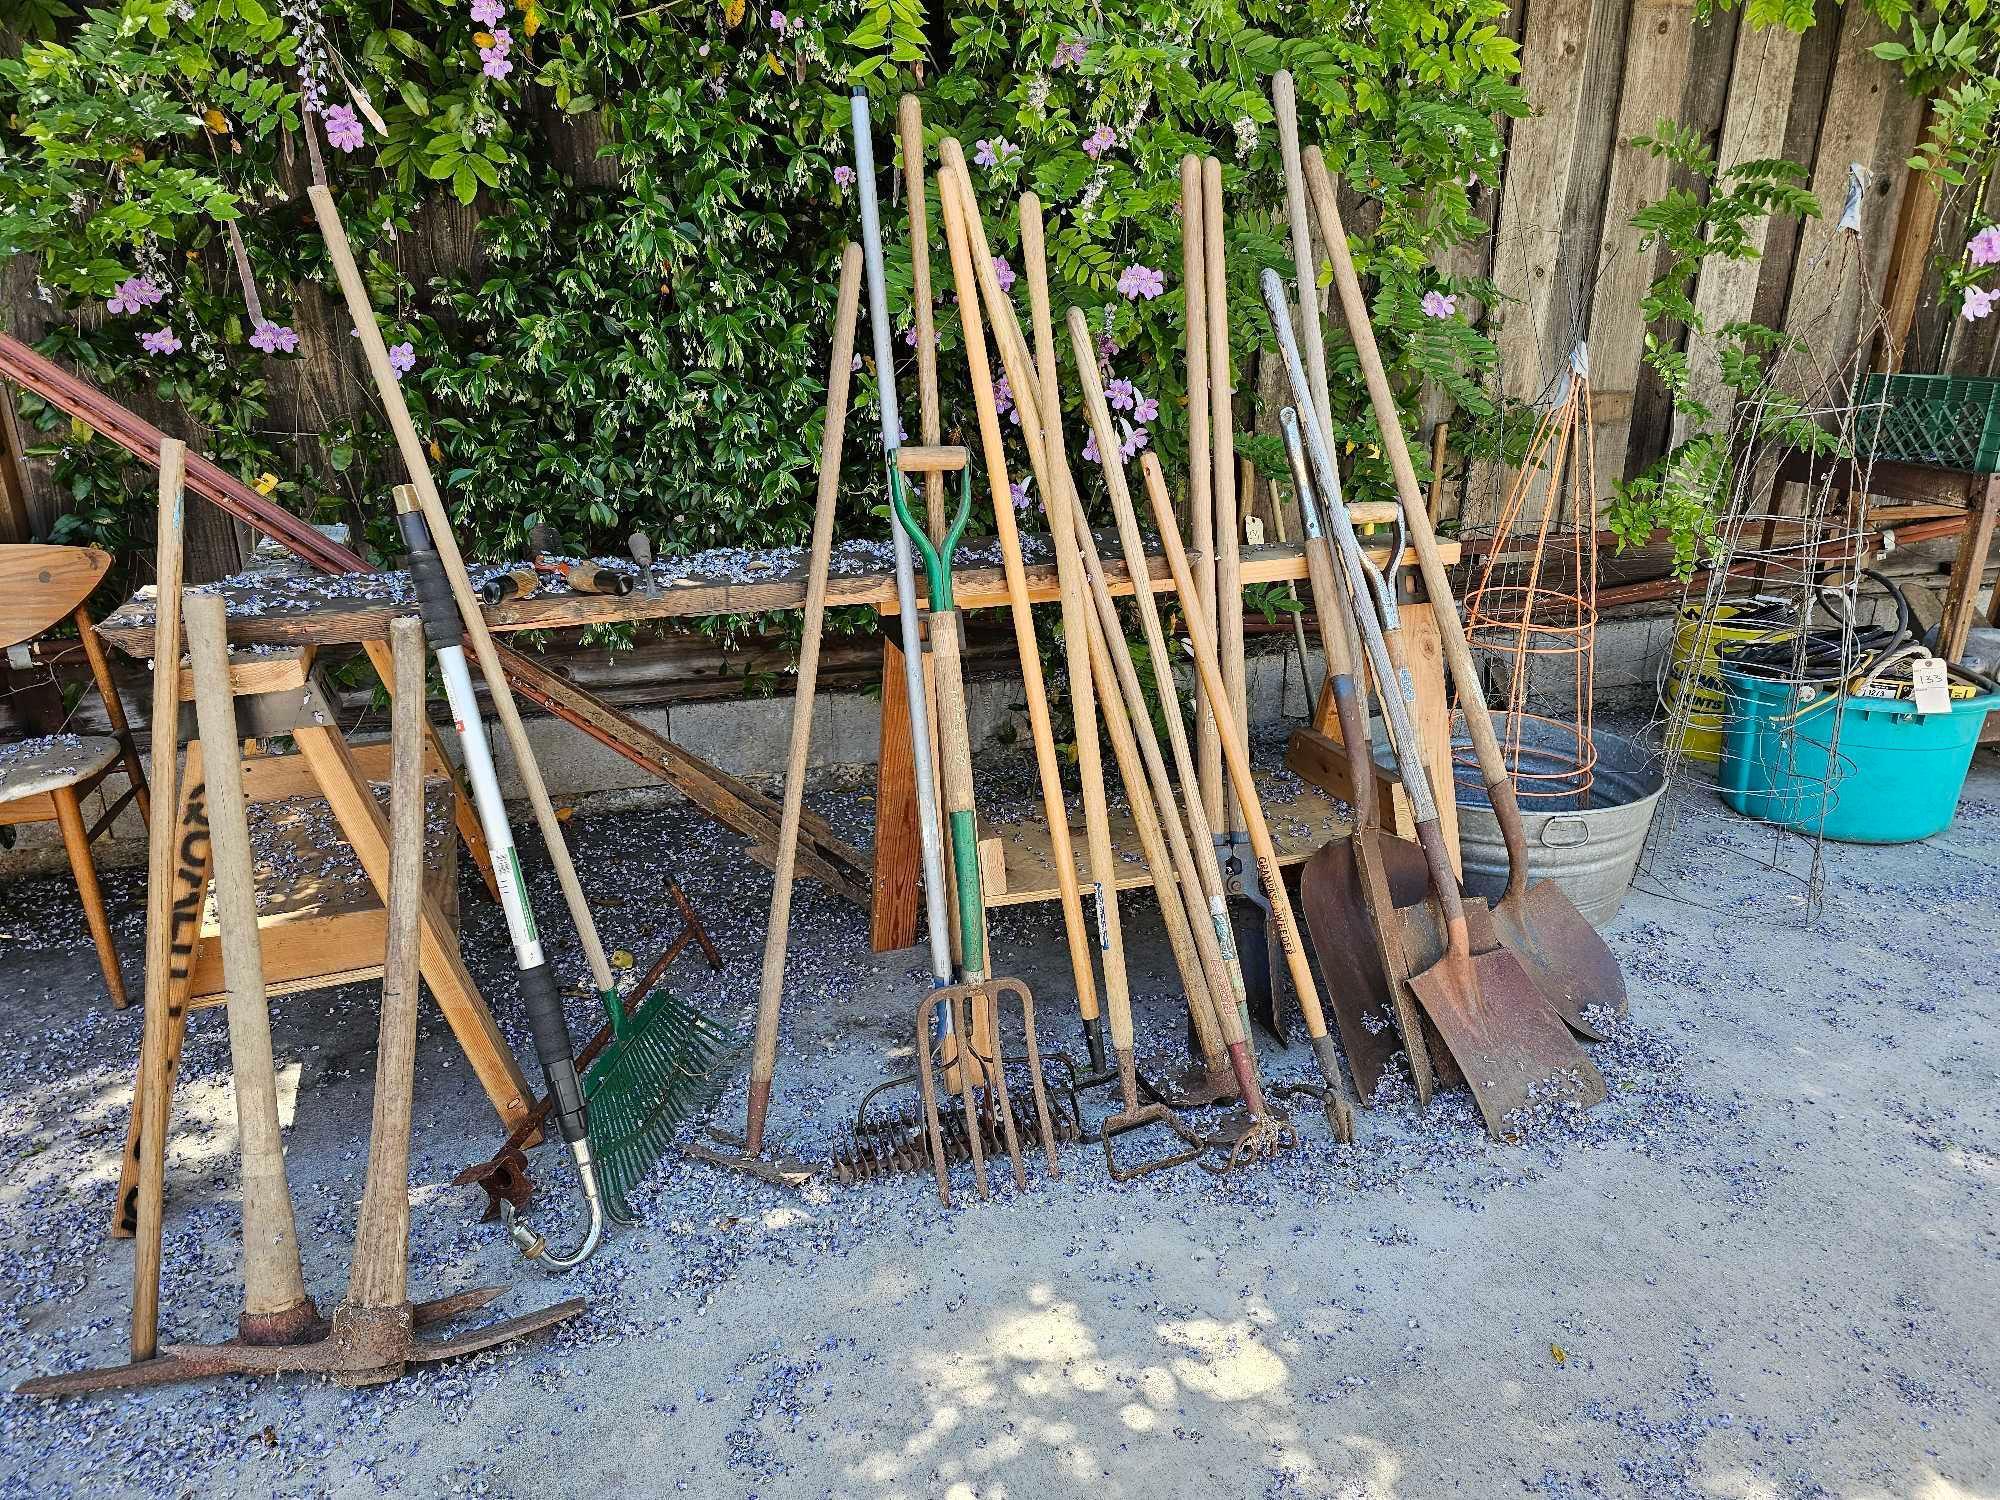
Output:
0,738,1993,1499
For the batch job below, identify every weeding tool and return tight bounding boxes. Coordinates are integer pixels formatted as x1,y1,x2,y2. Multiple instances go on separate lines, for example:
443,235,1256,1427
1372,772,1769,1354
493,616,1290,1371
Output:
686,244,865,1189
628,532,661,598
1265,268,1606,1137
935,141,1233,1096
19,615,582,1397
1138,456,1364,1138
1299,147,1628,1035
529,524,633,597
1066,308,1306,1162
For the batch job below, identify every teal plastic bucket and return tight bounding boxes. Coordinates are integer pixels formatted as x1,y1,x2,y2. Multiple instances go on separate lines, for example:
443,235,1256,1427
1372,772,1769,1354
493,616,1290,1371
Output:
1718,668,1997,843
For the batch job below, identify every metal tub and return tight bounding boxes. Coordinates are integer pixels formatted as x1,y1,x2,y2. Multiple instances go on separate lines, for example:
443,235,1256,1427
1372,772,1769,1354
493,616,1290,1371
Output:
1450,714,1664,928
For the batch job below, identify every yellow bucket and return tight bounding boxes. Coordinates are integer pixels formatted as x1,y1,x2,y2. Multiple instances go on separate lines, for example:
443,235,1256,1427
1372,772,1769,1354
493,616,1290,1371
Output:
1663,600,1798,764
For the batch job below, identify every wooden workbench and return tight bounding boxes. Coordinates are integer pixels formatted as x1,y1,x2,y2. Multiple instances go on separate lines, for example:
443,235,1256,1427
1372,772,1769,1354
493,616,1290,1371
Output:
99,532,1460,952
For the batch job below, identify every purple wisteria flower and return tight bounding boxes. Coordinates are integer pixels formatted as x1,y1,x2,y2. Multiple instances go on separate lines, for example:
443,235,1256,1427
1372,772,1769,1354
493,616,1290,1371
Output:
1120,422,1148,460
140,328,182,355
470,0,504,23
833,164,856,188
1009,479,1032,510
973,138,1016,169
480,27,513,78
325,104,365,152
1081,124,1116,160
993,256,1017,294
387,341,418,376
1081,429,1100,464
1420,290,1457,319
106,276,164,315
1052,38,1087,68
1965,286,1995,322
1133,394,1158,423
769,8,787,29
249,319,300,354
1116,264,1164,301
1105,377,1135,412
1968,225,2000,267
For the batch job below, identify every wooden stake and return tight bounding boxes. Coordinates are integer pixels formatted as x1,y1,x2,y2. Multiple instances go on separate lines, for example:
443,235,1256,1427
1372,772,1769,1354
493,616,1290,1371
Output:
899,95,946,543
131,439,185,1360
1181,156,1221,829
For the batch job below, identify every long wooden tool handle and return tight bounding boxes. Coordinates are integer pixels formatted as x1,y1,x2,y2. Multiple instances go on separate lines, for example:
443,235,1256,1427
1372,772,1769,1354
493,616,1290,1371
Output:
898,95,946,542
1066,310,1245,1027
934,147,1101,1024
1274,72,1336,457
926,609,986,980
744,244,863,1154
1137,457,1332,1040
184,593,314,1326
1203,158,1248,806
131,439,186,1361
1020,192,1119,1037
1180,156,1221,831
307,183,616,998
348,616,425,1313
1301,147,1527,895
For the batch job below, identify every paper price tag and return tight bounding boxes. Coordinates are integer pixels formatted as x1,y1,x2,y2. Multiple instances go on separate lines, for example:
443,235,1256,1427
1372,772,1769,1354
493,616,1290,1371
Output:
1911,656,1952,716
1244,515,1266,547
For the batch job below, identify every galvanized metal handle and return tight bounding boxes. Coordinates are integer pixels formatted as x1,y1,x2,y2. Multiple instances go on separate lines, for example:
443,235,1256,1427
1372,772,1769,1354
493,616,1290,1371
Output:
1540,815,1590,849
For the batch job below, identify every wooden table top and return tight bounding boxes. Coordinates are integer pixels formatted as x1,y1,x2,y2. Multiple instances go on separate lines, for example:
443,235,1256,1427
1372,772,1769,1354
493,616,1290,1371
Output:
97,531,1455,657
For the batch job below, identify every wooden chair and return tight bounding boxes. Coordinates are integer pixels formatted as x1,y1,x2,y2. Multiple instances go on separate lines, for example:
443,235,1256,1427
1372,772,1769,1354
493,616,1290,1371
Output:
0,544,151,1006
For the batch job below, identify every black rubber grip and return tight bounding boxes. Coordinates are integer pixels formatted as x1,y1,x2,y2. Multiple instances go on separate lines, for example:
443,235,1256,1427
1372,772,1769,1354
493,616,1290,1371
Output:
519,962,588,1143
397,513,464,652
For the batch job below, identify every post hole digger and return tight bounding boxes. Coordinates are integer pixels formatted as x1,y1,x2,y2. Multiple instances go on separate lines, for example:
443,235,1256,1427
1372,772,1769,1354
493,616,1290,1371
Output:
1263,268,1606,1137
311,173,727,1262
18,614,582,1398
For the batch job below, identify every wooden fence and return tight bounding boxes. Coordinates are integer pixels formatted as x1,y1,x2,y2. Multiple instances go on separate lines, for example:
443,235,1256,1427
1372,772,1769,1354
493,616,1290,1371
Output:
5,2,1996,563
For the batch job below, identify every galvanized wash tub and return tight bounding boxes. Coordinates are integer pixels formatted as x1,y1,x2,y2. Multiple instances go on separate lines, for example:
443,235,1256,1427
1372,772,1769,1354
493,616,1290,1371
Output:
1449,713,1664,928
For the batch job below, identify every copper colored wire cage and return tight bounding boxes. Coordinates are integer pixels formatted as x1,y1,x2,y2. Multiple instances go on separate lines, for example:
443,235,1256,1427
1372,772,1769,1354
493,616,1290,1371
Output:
1460,344,1600,808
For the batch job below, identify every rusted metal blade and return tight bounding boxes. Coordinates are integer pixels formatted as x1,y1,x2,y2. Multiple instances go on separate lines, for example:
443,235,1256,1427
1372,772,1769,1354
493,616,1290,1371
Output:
405,1298,587,1362
1492,884,1627,1039
14,1352,242,1398
1407,947,1606,1139
1299,835,1431,1102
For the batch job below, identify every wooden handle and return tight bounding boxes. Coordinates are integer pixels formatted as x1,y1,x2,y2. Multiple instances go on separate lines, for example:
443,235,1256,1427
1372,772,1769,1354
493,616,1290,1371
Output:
1067,307,1252,1054
925,609,984,980
347,616,424,1312
751,244,863,1126
1019,191,1120,1036
1298,152,1510,794
1184,158,1221,830
899,93,946,541
1274,71,1337,457
895,445,967,474
308,182,618,998
935,146,1101,1026
131,439,186,1360
1202,158,1247,795
1347,501,1402,527
1136,455,1335,1045
184,592,313,1324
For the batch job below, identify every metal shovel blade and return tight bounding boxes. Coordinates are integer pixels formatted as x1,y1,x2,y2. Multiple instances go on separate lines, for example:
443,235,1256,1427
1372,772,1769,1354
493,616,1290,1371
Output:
1406,944,1607,1140
1491,883,1627,1040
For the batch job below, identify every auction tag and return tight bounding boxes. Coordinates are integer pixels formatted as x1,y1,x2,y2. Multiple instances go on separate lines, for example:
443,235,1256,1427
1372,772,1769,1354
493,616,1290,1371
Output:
1911,656,1952,716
